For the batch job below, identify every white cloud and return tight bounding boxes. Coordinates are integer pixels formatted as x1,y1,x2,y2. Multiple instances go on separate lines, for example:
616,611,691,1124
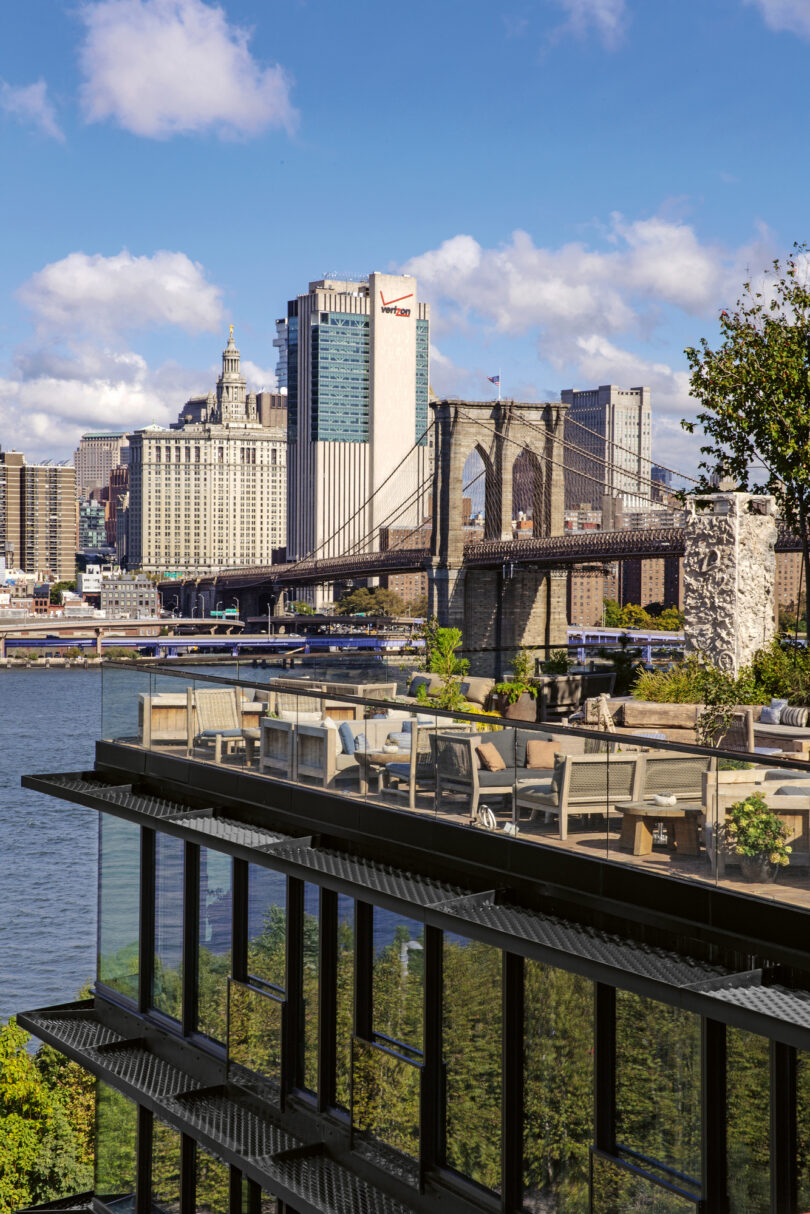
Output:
0,80,64,141
550,0,627,47
78,0,297,139
18,249,223,338
2,247,232,459
242,359,278,392
744,0,810,39
404,216,770,345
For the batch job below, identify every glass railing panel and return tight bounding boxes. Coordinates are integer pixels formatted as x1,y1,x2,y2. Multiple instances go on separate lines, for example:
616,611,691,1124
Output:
351,1037,421,1186
100,661,152,744
151,1117,182,1214
590,1151,700,1212
227,980,284,1104
727,1027,770,1213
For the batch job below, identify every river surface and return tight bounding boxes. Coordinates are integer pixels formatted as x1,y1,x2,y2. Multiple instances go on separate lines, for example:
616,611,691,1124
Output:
0,668,101,1026
0,659,418,1028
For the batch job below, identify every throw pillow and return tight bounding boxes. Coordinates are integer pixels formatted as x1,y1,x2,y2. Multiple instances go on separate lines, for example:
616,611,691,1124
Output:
387,731,410,749
526,739,558,769
759,707,782,725
476,742,507,771
771,698,789,713
338,722,356,755
354,732,369,753
321,716,338,730
781,706,809,728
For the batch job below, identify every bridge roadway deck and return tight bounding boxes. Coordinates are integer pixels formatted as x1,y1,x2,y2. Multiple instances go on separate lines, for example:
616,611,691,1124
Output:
166,523,802,593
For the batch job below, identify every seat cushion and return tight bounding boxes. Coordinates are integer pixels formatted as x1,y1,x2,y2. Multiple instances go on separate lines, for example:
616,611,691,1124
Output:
338,722,357,754
517,779,556,800
385,762,412,780
200,728,242,738
478,766,519,787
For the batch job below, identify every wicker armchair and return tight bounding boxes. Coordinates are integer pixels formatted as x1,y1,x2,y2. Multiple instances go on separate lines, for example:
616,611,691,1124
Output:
517,753,643,839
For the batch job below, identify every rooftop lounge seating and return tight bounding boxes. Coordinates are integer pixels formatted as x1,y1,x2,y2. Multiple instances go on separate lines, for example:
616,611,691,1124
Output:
187,687,260,764
434,727,556,823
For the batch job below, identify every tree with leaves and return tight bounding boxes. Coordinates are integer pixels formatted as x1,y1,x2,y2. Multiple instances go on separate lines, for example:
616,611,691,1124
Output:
684,244,810,642
336,586,407,616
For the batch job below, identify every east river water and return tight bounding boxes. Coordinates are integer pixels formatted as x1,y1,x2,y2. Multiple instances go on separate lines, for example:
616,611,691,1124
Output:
0,667,101,1026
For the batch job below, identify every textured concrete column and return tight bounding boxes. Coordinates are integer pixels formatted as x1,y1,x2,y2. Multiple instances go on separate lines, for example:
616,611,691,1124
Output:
683,488,777,674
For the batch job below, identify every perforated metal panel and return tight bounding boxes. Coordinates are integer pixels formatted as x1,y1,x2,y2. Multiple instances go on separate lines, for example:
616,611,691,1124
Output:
179,814,288,849
270,843,467,905
172,1089,298,1158
442,897,724,987
25,1008,124,1052
706,982,810,1029
271,1151,414,1214
91,1041,202,1099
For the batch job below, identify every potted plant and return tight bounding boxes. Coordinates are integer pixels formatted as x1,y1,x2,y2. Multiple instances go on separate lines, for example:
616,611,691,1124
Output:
493,650,538,721
721,792,792,883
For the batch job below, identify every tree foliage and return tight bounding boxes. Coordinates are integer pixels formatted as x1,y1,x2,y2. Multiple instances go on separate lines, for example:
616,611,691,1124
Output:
336,587,408,616
684,245,810,641
0,1018,92,1213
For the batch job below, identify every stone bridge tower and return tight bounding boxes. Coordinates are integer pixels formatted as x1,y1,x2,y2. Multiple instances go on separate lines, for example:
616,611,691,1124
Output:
427,399,569,671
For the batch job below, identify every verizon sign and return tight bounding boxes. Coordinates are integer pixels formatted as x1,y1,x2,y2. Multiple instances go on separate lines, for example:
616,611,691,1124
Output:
379,290,413,317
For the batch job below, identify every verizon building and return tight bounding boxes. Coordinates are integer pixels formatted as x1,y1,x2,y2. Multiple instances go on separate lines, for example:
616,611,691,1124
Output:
278,273,430,585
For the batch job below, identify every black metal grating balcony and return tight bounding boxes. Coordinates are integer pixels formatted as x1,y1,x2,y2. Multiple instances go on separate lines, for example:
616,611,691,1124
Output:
705,982,810,1029
269,842,468,906
171,1087,299,1157
441,896,725,986
270,1150,414,1214
26,1008,124,1052
178,813,289,849
91,1040,203,1100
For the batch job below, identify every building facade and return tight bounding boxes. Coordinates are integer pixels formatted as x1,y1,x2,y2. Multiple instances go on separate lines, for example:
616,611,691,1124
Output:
277,274,431,584
99,572,160,618
127,331,287,575
73,432,130,497
17,669,810,1214
562,384,652,510
0,449,76,580
78,497,108,550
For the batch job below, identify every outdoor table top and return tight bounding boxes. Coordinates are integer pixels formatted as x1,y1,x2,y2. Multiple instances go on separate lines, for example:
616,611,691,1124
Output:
618,800,704,817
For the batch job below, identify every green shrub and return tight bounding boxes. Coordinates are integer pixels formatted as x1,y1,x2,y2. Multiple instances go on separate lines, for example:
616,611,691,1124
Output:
721,792,792,866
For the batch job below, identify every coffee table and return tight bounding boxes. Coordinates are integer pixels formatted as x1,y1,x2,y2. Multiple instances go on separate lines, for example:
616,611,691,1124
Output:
355,749,408,796
617,800,704,857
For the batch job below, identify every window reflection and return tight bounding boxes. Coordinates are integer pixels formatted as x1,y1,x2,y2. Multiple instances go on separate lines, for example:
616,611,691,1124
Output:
196,1144,230,1214
615,992,701,1186
443,934,501,1192
247,864,286,990
372,909,423,1055
197,847,232,1041
302,882,319,1092
727,1027,770,1213
336,893,354,1109
153,832,184,1020
95,1080,137,1208
523,962,592,1212
151,1117,181,1213
98,815,140,1002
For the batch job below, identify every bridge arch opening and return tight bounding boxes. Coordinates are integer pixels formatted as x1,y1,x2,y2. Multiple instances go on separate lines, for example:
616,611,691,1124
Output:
461,443,498,540
512,448,543,536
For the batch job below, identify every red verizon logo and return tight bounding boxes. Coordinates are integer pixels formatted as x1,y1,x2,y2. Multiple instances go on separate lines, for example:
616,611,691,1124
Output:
380,290,413,317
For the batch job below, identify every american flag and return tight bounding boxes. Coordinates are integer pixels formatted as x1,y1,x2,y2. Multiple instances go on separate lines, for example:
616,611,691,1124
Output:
487,375,500,385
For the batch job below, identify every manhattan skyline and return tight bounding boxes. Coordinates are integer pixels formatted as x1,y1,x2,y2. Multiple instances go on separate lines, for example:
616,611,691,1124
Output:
1,0,808,473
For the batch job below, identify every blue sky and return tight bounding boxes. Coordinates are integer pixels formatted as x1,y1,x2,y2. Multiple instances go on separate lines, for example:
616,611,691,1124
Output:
1,0,808,474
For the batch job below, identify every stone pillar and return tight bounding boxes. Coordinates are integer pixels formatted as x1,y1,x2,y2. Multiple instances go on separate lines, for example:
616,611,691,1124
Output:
683,487,777,674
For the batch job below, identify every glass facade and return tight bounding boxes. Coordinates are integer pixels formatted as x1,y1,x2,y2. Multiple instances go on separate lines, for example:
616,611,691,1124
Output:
372,909,423,1054
286,314,298,442
415,319,429,444
335,893,354,1109
615,992,701,1188
443,934,502,1191
302,882,320,1092
311,313,370,442
151,1118,182,1213
153,832,184,1021
523,962,592,1212
196,1144,230,1214
95,1080,137,1206
727,1027,770,1213
98,814,140,1001
197,847,232,1041
247,863,286,990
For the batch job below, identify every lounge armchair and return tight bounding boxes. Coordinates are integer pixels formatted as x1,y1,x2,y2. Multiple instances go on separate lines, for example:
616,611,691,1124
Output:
434,728,555,823
517,753,643,839
188,687,260,764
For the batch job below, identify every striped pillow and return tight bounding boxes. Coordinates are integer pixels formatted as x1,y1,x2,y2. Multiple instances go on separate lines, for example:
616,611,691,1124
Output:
780,706,809,728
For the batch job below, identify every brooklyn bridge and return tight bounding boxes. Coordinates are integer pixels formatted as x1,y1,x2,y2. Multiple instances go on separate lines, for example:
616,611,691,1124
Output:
162,398,800,649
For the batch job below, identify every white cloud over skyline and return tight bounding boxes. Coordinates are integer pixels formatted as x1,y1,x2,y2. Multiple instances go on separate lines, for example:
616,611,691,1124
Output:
0,79,64,141
744,0,810,39
2,248,233,459
78,0,297,139
550,0,627,47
